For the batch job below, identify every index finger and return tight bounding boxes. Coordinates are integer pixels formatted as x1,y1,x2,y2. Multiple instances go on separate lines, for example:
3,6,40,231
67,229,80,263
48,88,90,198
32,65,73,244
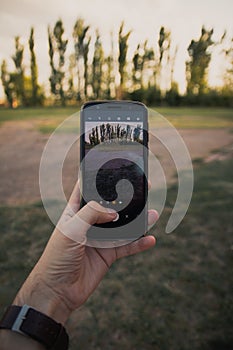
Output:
66,180,81,214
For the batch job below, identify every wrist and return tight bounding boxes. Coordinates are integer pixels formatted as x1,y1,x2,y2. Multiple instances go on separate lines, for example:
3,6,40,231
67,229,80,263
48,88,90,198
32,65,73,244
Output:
14,272,72,325
0,329,45,350
0,305,69,350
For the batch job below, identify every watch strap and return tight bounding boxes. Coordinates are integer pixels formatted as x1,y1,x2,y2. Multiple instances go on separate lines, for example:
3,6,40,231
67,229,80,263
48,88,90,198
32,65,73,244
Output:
0,305,69,350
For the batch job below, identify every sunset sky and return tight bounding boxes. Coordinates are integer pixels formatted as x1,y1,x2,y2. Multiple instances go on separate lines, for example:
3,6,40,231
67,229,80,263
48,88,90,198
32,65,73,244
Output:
0,0,233,98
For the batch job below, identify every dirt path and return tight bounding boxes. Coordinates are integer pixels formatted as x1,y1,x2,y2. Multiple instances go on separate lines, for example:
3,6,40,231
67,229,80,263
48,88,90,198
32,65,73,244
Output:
0,121,232,205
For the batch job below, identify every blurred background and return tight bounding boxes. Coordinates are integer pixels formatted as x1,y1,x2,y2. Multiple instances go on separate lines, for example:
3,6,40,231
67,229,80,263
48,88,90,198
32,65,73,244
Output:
0,0,232,349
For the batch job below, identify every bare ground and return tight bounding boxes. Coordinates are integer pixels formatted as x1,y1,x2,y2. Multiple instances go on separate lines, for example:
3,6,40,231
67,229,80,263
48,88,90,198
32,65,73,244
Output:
0,121,232,205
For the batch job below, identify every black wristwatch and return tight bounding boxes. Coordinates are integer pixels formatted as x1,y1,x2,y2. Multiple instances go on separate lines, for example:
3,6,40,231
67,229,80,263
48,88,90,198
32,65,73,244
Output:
0,305,69,350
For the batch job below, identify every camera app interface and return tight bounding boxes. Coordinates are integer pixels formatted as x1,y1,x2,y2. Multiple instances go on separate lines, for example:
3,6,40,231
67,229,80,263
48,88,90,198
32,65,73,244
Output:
83,113,147,227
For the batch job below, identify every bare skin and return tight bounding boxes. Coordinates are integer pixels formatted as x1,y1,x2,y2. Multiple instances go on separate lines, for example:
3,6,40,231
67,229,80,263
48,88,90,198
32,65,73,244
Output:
0,182,158,349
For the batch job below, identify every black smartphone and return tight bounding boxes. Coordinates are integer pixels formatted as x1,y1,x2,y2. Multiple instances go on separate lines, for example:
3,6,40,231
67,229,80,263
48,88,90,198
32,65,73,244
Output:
80,100,148,241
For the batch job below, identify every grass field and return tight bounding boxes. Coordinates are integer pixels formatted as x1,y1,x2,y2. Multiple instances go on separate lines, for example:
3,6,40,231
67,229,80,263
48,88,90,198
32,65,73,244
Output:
0,106,232,349
0,156,232,350
0,106,232,133
150,107,233,129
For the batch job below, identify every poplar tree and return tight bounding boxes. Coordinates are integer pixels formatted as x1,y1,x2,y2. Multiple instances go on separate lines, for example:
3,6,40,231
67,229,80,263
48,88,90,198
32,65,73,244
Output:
186,26,214,95
223,37,233,92
132,40,155,90
12,36,26,105
1,60,14,107
132,44,143,89
67,54,76,101
48,19,68,105
29,27,39,105
92,31,104,99
157,26,171,88
104,32,116,98
73,18,90,100
83,36,91,98
118,22,131,97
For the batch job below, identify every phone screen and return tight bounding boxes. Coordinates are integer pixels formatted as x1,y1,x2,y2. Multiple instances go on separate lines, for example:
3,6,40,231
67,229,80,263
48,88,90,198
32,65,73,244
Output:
80,101,148,241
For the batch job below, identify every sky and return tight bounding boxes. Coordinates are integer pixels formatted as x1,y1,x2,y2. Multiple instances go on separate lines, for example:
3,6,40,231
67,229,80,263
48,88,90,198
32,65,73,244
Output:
0,0,233,98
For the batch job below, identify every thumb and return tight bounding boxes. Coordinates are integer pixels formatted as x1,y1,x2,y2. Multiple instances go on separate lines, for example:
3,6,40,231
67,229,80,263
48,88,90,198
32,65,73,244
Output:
78,201,117,225
57,201,117,243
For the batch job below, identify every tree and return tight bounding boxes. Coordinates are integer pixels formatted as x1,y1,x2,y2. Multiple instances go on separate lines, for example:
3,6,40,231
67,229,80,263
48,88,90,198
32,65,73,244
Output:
165,44,179,105
92,31,104,99
132,40,155,91
12,36,26,105
1,60,14,107
103,32,116,99
169,45,178,89
118,22,131,97
186,26,214,95
1,35,43,107
143,42,155,89
158,27,171,63
132,44,144,90
73,18,90,101
223,37,233,92
157,26,171,89
48,26,56,96
48,19,68,105
83,36,91,99
28,27,39,105
67,54,76,102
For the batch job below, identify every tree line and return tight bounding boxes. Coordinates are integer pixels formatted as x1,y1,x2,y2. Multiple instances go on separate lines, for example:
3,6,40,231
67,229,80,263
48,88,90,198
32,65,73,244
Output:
1,18,233,107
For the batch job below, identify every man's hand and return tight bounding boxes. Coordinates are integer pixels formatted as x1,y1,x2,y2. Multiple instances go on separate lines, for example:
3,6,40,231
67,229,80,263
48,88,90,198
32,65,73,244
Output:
14,182,159,324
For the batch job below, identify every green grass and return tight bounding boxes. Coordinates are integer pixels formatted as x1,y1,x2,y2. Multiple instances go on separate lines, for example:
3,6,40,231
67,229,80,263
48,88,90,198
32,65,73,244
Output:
0,157,232,349
150,107,233,129
0,106,80,133
0,203,53,305
0,106,79,122
154,106,233,118
0,107,232,133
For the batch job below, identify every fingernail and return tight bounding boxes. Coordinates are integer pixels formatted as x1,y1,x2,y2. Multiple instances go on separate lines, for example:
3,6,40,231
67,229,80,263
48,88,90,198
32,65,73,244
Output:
112,213,119,222
106,208,118,221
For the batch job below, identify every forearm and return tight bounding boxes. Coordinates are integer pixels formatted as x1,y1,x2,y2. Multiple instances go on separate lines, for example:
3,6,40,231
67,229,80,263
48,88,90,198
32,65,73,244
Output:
0,329,45,350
